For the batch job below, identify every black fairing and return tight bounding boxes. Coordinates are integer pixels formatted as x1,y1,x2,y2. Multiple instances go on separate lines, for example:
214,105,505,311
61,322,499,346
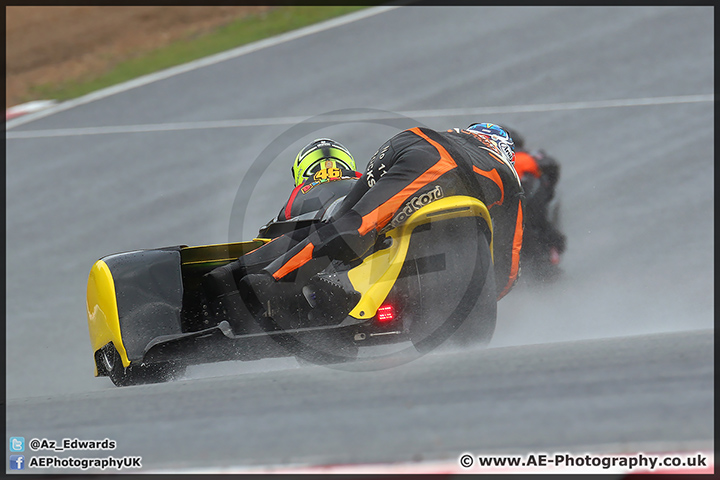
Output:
102,248,184,361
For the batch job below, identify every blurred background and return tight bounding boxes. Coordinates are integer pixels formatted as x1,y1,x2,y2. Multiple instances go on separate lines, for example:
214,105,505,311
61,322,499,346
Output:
6,6,361,108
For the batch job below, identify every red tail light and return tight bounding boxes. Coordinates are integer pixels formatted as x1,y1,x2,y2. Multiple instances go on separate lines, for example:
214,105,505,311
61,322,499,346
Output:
377,304,395,322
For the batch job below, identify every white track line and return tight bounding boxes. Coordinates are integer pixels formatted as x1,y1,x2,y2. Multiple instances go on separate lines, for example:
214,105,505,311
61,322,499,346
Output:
5,5,401,129
5,94,713,139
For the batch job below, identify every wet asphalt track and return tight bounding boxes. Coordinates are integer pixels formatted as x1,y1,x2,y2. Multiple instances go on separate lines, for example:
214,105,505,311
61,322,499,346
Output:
6,6,714,472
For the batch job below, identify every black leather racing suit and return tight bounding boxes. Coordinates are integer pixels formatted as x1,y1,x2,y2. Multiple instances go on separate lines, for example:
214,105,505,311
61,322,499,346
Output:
232,126,525,300
257,168,361,239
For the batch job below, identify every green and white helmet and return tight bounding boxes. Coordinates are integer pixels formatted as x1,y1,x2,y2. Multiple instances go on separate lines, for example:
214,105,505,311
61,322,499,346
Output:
292,138,355,187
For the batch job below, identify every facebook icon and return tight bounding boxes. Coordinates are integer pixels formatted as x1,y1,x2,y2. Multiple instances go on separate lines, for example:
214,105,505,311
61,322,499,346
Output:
10,455,25,470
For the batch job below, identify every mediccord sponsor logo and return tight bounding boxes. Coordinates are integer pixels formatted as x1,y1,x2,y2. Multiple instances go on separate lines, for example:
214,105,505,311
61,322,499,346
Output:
389,185,444,229
29,437,116,452
459,452,709,472
27,455,142,471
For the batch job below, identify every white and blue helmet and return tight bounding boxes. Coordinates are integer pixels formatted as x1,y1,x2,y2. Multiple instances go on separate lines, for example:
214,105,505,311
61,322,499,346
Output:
467,123,515,165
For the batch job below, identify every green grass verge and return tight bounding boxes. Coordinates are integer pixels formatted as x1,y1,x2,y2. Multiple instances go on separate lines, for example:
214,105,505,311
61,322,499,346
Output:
28,6,369,102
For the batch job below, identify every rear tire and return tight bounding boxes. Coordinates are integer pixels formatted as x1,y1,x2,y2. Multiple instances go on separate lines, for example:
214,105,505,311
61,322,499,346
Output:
406,216,497,352
98,344,185,387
